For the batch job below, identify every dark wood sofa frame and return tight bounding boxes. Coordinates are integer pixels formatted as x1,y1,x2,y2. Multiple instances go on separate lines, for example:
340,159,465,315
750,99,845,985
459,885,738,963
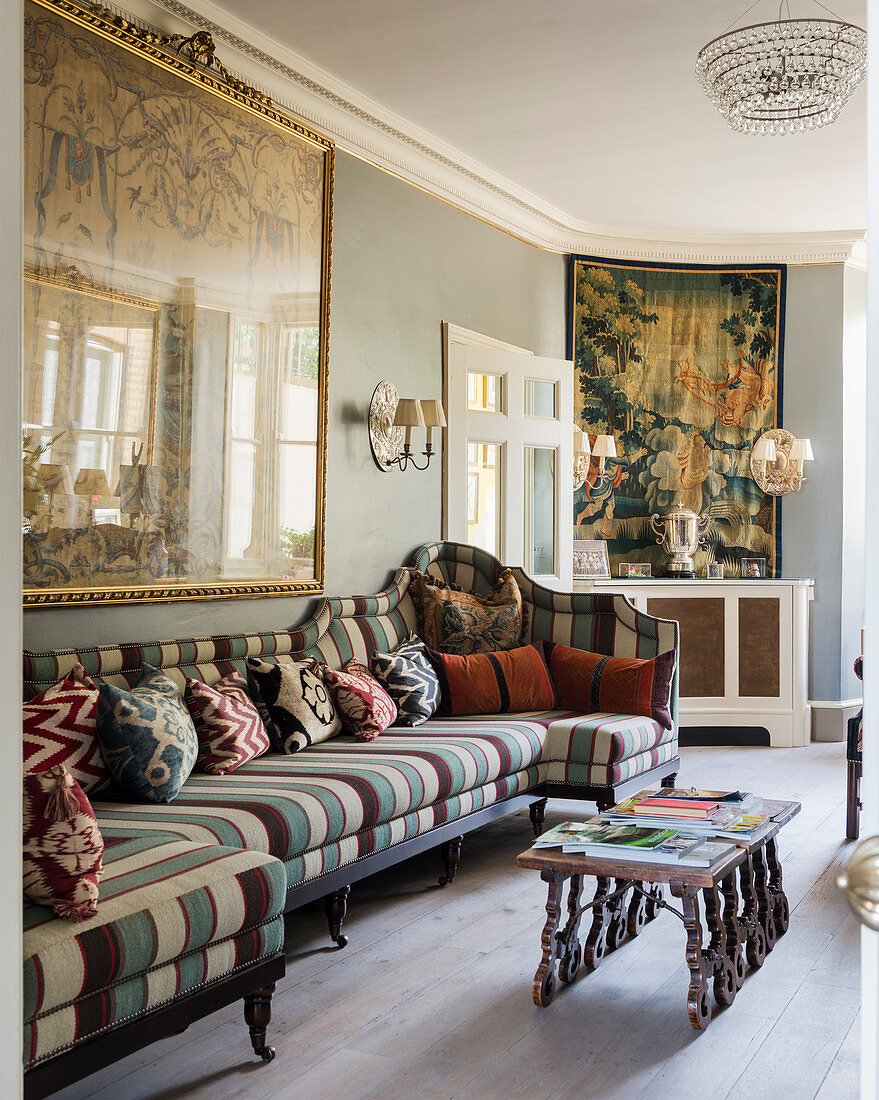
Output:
22,540,679,1098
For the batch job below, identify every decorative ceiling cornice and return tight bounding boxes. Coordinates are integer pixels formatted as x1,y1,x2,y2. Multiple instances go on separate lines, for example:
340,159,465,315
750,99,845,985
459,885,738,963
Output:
114,0,866,264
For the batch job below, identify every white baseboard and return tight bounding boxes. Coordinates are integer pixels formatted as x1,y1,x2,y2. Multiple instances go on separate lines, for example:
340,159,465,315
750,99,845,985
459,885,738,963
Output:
809,699,862,742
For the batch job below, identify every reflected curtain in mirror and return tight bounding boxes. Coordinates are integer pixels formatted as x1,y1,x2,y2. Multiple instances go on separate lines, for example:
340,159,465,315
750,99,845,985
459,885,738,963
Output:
22,0,332,605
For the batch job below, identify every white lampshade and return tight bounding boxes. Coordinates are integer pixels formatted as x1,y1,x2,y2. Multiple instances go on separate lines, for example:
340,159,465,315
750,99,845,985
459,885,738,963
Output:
573,425,591,457
592,435,617,459
419,399,446,428
393,399,425,428
752,435,777,462
789,437,814,461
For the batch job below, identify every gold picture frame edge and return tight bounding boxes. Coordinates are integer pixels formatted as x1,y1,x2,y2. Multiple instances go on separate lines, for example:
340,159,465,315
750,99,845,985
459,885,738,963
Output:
23,0,334,609
24,579,325,608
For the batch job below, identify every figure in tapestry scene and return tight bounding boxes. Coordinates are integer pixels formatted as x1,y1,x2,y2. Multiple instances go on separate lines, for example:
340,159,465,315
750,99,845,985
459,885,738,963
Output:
570,260,783,578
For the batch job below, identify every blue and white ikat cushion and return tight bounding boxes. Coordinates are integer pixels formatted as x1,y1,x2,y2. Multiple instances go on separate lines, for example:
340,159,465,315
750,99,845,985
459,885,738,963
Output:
95,664,198,803
370,634,441,727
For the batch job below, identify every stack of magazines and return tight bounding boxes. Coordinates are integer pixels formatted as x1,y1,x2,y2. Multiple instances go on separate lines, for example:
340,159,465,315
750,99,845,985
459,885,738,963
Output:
600,788,796,844
532,821,736,867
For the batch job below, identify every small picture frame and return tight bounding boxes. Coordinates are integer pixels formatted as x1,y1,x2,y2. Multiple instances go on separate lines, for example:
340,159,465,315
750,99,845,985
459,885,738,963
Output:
742,557,767,579
618,562,651,578
92,507,123,527
707,563,724,579
573,539,611,579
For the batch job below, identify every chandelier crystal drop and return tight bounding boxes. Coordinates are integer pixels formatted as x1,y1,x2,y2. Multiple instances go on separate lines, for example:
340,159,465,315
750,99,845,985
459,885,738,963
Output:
695,12,866,135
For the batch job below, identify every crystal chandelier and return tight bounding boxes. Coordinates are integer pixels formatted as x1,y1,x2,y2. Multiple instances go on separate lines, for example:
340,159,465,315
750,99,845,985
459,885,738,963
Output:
695,2,866,135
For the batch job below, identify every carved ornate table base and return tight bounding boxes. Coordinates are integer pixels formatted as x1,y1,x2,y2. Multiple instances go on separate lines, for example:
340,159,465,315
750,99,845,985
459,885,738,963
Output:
517,807,799,1031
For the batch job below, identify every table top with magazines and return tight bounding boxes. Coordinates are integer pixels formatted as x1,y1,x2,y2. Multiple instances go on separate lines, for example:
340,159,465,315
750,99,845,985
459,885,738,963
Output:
517,787,800,884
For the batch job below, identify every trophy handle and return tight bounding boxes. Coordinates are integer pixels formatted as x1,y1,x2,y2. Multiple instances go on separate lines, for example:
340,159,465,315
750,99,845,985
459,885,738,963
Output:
698,512,711,545
650,513,665,546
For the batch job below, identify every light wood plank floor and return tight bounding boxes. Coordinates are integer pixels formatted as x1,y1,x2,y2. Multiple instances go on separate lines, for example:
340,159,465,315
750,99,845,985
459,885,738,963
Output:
54,741,859,1100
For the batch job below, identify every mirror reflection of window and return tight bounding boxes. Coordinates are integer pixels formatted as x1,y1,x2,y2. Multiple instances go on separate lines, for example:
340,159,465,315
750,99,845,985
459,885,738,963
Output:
226,322,261,562
278,326,319,575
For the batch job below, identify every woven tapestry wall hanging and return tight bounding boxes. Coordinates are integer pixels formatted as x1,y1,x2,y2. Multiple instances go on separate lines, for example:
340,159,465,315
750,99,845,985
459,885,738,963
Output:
568,256,786,578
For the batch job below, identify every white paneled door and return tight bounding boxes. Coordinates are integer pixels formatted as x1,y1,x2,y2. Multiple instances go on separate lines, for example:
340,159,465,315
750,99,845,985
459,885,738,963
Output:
443,323,574,589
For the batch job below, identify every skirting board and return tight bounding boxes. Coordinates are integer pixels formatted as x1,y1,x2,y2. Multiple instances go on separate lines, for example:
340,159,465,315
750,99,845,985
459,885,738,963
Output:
810,699,862,743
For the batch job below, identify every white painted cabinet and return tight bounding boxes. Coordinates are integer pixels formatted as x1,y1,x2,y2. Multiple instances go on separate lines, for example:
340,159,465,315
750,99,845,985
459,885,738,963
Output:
574,578,814,748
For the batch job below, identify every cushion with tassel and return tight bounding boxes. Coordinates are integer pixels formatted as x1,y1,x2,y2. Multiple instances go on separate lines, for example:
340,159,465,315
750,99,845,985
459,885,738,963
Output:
23,764,104,922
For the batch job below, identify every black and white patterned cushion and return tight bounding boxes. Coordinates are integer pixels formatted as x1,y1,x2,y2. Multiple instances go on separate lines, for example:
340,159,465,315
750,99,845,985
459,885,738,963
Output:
370,635,441,727
246,657,342,754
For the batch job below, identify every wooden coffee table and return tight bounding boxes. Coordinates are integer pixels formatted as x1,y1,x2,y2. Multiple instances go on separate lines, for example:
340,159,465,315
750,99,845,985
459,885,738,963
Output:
516,802,800,1030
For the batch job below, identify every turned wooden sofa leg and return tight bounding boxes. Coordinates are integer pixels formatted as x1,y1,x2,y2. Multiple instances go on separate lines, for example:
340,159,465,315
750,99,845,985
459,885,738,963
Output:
529,798,548,837
243,983,277,1063
324,885,351,948
661,771,678,789
439,836,464,886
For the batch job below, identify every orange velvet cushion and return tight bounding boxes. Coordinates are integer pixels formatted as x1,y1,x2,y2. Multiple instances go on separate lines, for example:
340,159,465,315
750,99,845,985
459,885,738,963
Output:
427,644,556,716
544,642,675,731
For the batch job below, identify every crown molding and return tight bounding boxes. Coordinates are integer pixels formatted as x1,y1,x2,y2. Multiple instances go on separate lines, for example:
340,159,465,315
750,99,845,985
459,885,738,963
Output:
106,0,866,265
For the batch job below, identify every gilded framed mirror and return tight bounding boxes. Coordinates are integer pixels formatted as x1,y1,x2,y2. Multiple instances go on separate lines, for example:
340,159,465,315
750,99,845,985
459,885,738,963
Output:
23,0,332,606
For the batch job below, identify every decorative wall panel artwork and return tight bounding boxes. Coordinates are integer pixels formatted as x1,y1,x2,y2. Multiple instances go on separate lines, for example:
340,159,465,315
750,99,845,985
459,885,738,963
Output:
22,0,333,605
568,256,785,578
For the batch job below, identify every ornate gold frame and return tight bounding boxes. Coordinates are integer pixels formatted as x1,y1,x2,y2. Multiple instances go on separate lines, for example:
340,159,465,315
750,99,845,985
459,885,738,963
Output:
24,0,334,607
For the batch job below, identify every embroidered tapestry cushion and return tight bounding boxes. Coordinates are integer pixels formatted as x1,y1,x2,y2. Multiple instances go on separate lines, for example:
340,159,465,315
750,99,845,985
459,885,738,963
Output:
409,570,462,636
322,659,397,742
23,663,111,795
545,642,676,731
246,657,342,754
184,670,270,774
427,643,556,717
417,568,524,655
95,664,198,803
370,634,441,727
23,765,104,922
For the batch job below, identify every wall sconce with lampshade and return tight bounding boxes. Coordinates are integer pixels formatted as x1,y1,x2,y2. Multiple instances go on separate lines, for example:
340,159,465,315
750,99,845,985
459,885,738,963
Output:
368,381,446,472
750,429,814,495
573,427,618,491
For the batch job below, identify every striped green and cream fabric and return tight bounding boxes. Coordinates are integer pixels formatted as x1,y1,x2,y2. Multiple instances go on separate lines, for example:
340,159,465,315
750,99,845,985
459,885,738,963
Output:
407,542,680,734
23,833,286,1070
280,764,543,888
85,718,552,879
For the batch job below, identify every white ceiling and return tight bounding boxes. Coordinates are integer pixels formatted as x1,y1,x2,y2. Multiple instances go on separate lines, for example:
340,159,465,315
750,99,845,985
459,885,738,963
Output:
208,0,867,238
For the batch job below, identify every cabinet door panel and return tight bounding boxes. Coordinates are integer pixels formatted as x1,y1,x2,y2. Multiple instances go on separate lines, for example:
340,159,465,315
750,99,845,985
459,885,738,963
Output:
647,597,725,698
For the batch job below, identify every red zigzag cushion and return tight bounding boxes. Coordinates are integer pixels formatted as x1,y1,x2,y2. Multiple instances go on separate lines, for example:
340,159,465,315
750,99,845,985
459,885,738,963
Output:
184,670,271,774
23,664,110,795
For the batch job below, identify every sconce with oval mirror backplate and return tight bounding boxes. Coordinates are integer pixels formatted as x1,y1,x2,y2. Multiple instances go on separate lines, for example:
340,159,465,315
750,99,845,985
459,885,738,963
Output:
750,427,813,496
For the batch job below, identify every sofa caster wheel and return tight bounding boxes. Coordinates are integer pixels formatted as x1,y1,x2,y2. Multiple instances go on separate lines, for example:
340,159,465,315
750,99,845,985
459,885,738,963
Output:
257,1045,276,1063
332,933,348,949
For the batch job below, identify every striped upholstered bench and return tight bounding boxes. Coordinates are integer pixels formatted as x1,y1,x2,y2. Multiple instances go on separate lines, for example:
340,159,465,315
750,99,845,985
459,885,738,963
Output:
22,540,679,1097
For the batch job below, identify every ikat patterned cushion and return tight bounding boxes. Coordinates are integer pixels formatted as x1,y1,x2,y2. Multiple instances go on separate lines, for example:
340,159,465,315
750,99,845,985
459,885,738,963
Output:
417,568,524,655
545,643,676,731
23,764,104,922
96,664,198,803
184,670,270,774
246,657,342,754
322,659,397,742
23,663,111,795
426,643,556,717
370,634,441,727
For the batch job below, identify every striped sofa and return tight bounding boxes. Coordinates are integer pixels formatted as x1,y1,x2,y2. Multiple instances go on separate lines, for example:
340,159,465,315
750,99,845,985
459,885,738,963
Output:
22,541,679,1097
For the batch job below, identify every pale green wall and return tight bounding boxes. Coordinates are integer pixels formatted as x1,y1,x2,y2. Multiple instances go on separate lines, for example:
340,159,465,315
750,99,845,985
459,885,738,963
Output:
781,263,866,701
23,151,566,651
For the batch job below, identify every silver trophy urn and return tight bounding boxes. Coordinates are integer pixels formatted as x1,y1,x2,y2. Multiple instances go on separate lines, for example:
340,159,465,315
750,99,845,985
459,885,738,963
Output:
650,502,710,579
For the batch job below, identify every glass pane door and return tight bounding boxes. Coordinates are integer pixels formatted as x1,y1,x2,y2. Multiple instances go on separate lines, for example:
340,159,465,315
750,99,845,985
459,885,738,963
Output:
525,445,556,574
467,441,503,556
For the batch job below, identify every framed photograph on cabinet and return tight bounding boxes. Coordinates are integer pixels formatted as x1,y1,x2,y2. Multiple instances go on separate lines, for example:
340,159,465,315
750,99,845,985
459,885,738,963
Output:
22,0,333,606
573,539,611,579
